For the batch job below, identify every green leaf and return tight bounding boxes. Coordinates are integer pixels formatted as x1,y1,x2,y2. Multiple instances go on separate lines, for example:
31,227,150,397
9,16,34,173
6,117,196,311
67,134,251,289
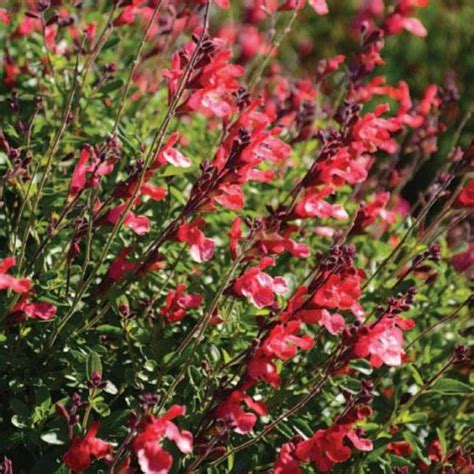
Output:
407,364,424,386
100,79,125,94
96,324,122,337
86,350,103,379
403,431,430,464
429,378,472,395
436,427,447,455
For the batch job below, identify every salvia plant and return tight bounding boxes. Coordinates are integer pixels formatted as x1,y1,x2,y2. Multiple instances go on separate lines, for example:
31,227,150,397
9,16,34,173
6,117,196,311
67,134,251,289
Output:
0,0,472,473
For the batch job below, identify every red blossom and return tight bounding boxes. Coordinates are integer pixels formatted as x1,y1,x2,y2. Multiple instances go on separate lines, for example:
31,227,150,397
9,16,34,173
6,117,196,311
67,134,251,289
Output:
387,440,413,456
63,422,112,473
214,390,268,434
132,405,193,474
105,203,151,236
229,217,242,259
10,295,57,321
160,283,203,323
274,441,302,474
0,257,32,294
233,257,288,308
456,180,474,208
295,423,372,472
295,187,348,220
0,8,11,25
177,220,215,262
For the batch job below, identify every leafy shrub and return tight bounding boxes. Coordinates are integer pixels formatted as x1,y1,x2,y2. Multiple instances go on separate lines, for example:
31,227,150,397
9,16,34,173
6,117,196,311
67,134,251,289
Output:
0,1,472,473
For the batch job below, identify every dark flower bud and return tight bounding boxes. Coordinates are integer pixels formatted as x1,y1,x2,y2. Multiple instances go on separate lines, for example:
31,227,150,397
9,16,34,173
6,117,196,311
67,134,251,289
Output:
452,344,470,365
105,63,117,74
399,392,411,405
37,0,51,12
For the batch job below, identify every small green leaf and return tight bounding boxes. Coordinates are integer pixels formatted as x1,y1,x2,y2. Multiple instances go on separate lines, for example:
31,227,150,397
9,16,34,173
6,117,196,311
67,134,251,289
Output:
429,378,472,395
407,364,424,386
436,428,447,455
86,350,103,379
100,79,124,94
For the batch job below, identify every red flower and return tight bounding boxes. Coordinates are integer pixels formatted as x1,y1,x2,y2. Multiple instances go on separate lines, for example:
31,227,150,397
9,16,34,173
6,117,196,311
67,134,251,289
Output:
295,187,348,220
0,8,11,25
352,192,397,234
229,217,242,259
274,441,302,474
214,184,245,210
68,148,91,201
262,321,314,360
295,424,372,472
160,284,203,323
68,147,116,201
177,221,215,262
132,405,193,474
63,422,112,473
152,133,192,169
141,183,168,202
10,295,56,321
456,180,474,208
279,0,329,15
387,440,413,456
105,203,151,236
215,390,268,434
312,272,365,320
233,257,287,308
0,257,32,294
451,243,474,273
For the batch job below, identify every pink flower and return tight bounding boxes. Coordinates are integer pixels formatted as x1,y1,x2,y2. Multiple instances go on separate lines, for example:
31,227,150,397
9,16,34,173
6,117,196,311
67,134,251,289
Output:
353,316,415,368
160,284,203,323
177,221,215,262
0,257,32,294
279,0,329,15
233,257,288,308
132,405,193,474
63,422,112,473
141,183,167,202
214,184,245,210
106,203,151,236
0,8,11,25
153,133,192,169
295,188,348,220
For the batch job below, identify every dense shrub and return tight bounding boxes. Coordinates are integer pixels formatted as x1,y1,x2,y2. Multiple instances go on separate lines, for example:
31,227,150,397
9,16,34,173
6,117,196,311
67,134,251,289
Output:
0,1,472,473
